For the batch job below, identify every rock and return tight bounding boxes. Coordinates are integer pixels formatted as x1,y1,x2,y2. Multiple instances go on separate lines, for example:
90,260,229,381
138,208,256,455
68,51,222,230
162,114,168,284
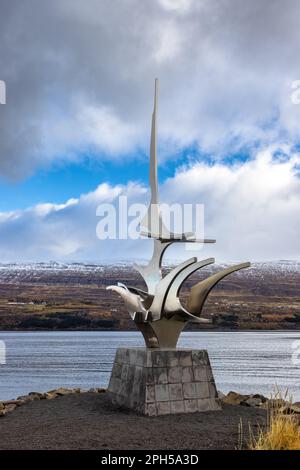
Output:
259,402,269,409
2,400,23,407
259,398,287,410
48,387,76,396
4,404,17,413
17,395,34,403
279,404,300,415
28,392,46,399
44,392,58,400
222,391,268,407
88,387,106,394
0,403,4,411
217,391,226,400
269,398,288,408
44,387,83,399
240,400,251,407
17,395,37,403
241,397,259,407
241,395,267,407
222,391,250,405
252,393,267,403
0,409,6,417
291,404,300,414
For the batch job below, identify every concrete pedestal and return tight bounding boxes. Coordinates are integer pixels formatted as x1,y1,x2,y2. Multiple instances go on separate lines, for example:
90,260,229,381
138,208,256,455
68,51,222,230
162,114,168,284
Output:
107,348,221,416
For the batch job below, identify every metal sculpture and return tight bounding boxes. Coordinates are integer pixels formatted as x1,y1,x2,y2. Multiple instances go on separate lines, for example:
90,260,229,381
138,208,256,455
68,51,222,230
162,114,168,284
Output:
107,79,250,348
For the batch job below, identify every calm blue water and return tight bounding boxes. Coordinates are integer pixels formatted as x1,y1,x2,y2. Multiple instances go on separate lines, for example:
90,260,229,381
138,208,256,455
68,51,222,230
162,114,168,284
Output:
0,331,299,401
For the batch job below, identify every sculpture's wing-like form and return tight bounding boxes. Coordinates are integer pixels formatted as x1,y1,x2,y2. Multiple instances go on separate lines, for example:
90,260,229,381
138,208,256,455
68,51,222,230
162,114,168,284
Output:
187,262,251,315
134,237,216,296
125,285,154,310
124,285,150,299
163,258,215,318
148,257,197,320
106,285,147,320
105,79,251,349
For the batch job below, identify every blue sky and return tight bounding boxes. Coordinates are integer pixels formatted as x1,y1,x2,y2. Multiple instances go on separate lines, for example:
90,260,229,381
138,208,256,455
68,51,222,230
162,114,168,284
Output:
0,142,206,211
0,152,180,211
0,157,147,212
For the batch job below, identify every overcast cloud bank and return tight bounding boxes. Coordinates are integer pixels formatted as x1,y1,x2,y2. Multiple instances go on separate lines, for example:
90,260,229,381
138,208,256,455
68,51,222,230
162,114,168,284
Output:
0,145,298,262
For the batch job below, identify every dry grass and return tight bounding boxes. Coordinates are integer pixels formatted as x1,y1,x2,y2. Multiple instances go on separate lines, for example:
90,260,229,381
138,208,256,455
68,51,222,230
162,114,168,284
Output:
249,390,300,450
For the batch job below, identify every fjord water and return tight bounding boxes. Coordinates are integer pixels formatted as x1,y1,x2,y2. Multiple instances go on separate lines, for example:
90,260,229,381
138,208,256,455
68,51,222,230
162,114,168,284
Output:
0,331,299,401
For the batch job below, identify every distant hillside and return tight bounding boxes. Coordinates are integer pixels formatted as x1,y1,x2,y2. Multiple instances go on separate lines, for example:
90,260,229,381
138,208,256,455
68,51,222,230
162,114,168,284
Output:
0,261,299,331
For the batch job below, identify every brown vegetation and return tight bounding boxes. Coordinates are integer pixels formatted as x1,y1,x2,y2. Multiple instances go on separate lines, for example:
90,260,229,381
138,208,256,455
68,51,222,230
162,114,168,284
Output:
249,391,300,450
0,263,299,330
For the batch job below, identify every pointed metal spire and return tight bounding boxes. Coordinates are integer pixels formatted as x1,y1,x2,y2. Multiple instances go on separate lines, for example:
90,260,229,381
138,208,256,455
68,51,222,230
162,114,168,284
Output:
140,78,167,238
140,78,215,243
150,78,159,206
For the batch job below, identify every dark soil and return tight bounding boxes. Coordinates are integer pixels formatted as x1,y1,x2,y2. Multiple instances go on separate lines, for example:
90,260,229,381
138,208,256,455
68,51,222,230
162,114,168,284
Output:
0,392,267,450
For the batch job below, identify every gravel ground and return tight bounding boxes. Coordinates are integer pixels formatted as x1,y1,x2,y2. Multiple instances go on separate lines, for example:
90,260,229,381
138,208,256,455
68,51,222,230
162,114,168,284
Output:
0,393,267,450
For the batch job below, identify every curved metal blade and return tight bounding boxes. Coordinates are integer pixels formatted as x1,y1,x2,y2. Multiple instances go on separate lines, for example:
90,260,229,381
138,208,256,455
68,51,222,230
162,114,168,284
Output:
106,285,147,319
164,258,215,316
187,262,251,315
148,257,197,321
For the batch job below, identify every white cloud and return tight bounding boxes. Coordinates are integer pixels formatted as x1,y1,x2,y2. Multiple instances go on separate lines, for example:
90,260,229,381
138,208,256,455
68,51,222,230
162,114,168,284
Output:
157,0,194,13
33,199,78,217
0,1,300,177
153,21,183,63
163,145,300,261
0,145,298,262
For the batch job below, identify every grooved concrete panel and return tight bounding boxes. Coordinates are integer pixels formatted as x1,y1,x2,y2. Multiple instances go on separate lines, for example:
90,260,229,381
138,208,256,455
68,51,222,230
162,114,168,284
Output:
107,348,221,416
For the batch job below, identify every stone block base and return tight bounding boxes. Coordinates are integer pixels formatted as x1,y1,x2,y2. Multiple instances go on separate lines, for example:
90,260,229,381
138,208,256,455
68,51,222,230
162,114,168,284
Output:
107,348,221,416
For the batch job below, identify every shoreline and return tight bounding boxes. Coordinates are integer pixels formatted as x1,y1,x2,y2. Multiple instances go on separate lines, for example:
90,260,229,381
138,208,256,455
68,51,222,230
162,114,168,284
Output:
1,331,299,402
0,389,266,450
0,388,299,450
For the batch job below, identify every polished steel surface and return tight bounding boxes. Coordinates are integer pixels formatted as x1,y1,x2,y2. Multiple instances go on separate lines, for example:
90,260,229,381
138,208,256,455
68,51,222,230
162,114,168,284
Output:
163,257,215,317
187,262,251,315
148,257,197,321
133,239,172,295
107,80,250,348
